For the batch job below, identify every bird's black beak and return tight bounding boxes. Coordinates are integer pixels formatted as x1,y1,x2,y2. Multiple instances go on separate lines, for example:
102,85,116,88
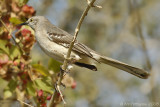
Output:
18,22,28,26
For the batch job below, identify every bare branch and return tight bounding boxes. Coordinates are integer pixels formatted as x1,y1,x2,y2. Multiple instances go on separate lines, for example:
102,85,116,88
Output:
130,0,155,102
17,99,34,107
133,1,152,71
56,85,66,104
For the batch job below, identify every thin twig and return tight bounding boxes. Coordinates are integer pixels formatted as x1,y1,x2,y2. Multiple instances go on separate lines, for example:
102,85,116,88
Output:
0,17,24,55
57,85,66,104
48,0,100,107
129,0,152,70
131,0,155,102
133,0,152,71
17,99,34,107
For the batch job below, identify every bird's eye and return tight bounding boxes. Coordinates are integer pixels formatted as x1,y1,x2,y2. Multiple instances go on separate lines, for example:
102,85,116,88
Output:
30,19,33,22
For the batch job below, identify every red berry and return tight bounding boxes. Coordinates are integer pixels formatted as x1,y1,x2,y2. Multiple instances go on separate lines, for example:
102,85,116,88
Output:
37,89,43,97
22,5,35,15
7,35,12,39
57,92,60,96
71,81,77,89
22,80,27,85
17,72,23,76
46,96,51,100
21,29,31,37
24,36,30,41
13,61,18,66
41,103,46,107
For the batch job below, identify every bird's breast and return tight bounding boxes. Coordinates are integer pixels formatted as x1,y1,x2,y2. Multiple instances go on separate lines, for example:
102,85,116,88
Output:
35,32,80,62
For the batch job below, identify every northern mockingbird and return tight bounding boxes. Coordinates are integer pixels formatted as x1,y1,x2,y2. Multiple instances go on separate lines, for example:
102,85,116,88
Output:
20,16,149,79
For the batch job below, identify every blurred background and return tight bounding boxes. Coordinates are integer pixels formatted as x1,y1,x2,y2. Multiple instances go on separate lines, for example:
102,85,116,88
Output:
27,0,160,107
0,0,160,107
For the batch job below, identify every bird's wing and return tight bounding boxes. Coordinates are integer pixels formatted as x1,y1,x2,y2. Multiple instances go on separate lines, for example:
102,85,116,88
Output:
47,27,93,58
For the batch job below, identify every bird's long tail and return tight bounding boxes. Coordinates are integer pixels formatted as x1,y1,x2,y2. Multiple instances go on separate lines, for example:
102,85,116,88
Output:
98,55,149,79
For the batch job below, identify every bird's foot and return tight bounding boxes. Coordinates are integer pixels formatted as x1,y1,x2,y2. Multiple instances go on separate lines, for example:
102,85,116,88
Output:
59,65,71,75
64,55,79,64
60,65,65,73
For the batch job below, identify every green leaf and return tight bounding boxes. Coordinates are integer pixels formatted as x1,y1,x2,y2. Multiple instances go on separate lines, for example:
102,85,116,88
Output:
9,45,21,60
27,82,36,96
4,89,12,99
0,27,5,35
35,79,53,94
9,17,23,25
3,80,17,99
48,58,62,73
0,78,8,90
18,0,29,6
8,80,17,91
32,64,50,76
0,39,9,55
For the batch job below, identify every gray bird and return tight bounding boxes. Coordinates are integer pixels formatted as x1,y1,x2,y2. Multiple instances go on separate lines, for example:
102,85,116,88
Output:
20,16,149,79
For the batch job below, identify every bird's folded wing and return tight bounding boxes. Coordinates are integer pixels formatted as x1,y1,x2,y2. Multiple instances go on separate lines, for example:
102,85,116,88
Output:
47,29,93,58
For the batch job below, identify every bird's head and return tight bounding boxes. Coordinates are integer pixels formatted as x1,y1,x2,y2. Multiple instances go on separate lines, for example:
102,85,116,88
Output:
19,16,46,30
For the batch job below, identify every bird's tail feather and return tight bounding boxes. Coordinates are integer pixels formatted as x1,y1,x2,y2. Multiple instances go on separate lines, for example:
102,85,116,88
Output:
99,56,149,79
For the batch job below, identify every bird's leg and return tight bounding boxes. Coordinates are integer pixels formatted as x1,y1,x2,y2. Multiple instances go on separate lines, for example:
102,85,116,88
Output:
60,65,65,73
59,65,70,74
62,55,79,73
57,66,64,77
